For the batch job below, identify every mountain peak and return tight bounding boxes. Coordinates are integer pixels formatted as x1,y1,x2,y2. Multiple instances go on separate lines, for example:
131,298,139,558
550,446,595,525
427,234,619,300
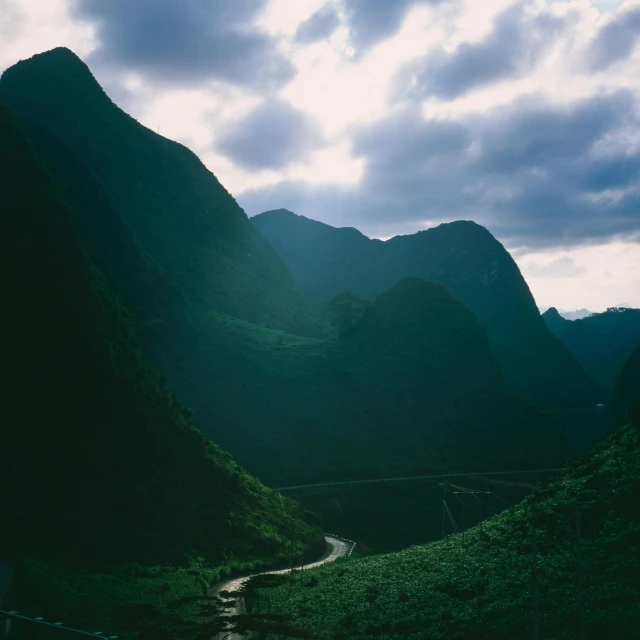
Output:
2,46,93,80
0,47,111,123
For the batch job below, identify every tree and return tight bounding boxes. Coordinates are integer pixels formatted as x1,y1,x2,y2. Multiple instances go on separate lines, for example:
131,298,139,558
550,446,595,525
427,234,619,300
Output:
325,291,369,334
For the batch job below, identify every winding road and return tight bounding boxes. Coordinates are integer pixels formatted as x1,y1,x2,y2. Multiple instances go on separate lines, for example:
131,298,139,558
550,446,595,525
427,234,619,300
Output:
209,535,352,639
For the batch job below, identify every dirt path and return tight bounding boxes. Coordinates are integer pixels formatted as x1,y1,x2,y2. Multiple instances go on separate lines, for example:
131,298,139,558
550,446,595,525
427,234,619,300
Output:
209,535,353,639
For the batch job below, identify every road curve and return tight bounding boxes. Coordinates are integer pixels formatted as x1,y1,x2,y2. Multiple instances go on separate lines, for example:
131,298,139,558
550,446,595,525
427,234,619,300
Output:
209,535,352,639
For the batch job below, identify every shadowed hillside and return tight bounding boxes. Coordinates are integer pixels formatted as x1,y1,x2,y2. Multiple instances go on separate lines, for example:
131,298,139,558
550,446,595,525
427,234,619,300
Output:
262,375,640,639
608,345,640,430
0,103,323,638
253,209,603,444
166,278,571,488
541,306,573,338
544,307,640,393
0,48,326,338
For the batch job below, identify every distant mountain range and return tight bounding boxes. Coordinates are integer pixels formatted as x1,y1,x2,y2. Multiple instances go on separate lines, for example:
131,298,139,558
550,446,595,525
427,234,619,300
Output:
543,306,640,393
253,209,603,444
540,306,595,320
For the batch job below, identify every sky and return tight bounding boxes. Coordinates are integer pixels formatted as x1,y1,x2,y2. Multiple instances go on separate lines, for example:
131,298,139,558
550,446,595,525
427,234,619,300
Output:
1,0,639,311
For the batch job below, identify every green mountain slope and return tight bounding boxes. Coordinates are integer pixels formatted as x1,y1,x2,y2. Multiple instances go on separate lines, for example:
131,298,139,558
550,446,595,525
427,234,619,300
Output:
166,278,570,489
558,307,640,393
0,103,323,637
262,382,640,639
252,209,603,443
0,48,325,338
608,345,640,430
541,306,573,338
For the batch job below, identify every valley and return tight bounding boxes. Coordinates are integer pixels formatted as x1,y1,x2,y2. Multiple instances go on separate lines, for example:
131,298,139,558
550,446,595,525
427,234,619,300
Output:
1,41,639,640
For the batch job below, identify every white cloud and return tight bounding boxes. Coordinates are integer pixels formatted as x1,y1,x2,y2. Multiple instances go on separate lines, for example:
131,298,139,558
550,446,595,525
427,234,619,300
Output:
0,0,95,73
517,241,640,310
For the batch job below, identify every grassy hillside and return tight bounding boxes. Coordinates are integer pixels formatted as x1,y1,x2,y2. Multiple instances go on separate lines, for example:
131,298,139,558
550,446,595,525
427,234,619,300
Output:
558,307,640,393
262,398,640,639
0,48,326,338
0,102,323,638
252,209,603,444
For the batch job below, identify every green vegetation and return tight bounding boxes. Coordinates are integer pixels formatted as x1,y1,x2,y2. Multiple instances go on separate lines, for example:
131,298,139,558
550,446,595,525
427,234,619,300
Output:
545,307,640,393
325,290,370,333
0,102,323,638
263,401,640,639
162,278,570,490
608,345,640,431
0,48,326,338
252,209,603,444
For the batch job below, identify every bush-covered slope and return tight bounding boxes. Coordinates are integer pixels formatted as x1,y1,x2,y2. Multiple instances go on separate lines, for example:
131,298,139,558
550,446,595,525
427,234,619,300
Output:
264,394,640,639
559,307,640,393
0,103,323,636
252,210,602,443
0,48,325,338
162,278,570,489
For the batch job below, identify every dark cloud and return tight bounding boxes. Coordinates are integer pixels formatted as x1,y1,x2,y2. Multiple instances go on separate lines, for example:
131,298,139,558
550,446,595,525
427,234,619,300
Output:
342,0,433,53
240,91,640,249
216,99,324,170
478,92,634,172
588,7,640,71
294,5,340,44
399,1,571,100
71,0,293,89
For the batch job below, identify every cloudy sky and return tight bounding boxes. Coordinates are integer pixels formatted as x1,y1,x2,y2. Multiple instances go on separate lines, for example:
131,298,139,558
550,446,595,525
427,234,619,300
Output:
1,0,639,311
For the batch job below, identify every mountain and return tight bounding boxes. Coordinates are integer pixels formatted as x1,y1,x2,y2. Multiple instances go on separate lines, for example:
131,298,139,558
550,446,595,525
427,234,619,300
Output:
261,383,640,639
252,209,602,443
180,277,570,489
608,345,640,429
0,48,325,338
559,307,640,394
0,103,323,638
542,306,573,338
